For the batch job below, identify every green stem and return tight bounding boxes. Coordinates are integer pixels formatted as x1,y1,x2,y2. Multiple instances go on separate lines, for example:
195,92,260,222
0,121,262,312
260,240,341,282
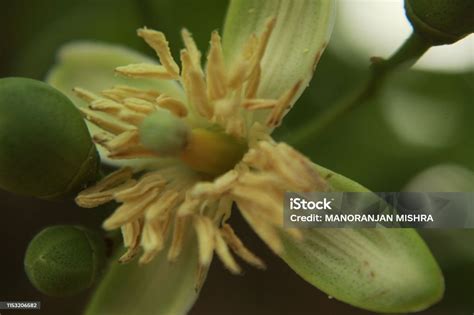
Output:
286,32,432,147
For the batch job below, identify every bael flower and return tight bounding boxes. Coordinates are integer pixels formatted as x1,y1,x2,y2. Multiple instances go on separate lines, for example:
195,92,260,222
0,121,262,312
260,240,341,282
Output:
47,1,443,314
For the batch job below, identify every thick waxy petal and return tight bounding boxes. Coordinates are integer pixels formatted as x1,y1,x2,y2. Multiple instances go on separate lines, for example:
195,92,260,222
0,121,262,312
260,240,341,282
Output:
84,232,207,315
280,164,444,313
222,0,335,125
237,163,444,312
282,228,443,313
47,41,184,102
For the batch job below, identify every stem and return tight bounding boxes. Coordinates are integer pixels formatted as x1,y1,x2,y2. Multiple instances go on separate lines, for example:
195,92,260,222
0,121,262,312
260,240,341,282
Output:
286,32,431,147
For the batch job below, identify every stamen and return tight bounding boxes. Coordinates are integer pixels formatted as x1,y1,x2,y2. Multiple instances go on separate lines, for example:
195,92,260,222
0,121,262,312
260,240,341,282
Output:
260,142,328,191
238,202,283,255
212,87,246,139
176,196,201,217
193,215,215,267
119,219,142,263
245,66,261,99
92,132,114,145
89,98,124,114
73,87,100,103
89,99,147,126
122,98,156,114
137,28,180,78
145,190,180,220
103,188,160,230
181,28,202,68
115,172,166,201
116,110,147,126
140,218,167,264
191,170,239,198
242,98,278,110
227,34,258,90
254,18,277,69
266,81,302,128
206,31,227,101
215,230,241,274
75,180,136,208
78,107,136,134
155,95,188,117
102,85,161,103
245,17,277,98
75,167,134,207
227,60,251,90
107,145,159,159
180,50,213,118
221,224,265,269
116,64,178,80
231,184,283,226
167,216,190,261
214,196,233,224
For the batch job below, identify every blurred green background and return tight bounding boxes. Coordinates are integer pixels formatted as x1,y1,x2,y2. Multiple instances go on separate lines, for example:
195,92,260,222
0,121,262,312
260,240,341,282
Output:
0,0,472,314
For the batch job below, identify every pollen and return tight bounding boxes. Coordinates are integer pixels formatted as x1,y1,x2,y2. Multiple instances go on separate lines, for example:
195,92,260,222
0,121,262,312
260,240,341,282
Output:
74,18,328,277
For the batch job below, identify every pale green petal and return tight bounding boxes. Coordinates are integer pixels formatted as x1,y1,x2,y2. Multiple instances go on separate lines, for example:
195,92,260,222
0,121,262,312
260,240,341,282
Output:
223,0,335,124
85,232,206,315
47,41,184,101
282,229,443,313
236,162,443,312
46,41,185,167
280,165,444,313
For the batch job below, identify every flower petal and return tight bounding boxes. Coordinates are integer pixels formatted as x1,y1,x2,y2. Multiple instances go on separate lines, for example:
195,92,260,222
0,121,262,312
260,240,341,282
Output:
84,232,206,315
47,41,184,102
280,165,444,313
46,41,185,167
222,0,335,124
282,228,444,313
238,163,444,312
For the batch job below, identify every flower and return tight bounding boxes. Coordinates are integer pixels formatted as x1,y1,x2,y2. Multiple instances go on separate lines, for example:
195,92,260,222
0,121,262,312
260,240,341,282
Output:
72,17,329,275
47,1,444,314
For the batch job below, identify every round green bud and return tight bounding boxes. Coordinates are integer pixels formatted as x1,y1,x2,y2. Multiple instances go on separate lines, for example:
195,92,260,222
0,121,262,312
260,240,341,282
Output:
24,225,107,297
405,0,474,45
139,109,190,155
0,78,99,199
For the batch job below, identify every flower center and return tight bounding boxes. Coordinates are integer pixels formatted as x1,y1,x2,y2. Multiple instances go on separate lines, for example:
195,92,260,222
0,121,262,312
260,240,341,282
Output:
180,128,247,177
138,110,247,177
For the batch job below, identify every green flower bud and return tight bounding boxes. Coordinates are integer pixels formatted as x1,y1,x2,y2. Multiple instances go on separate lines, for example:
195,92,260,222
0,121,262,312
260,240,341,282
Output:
405,0,474,45
0,78,99,199
24,225,107,297
139,110,190,155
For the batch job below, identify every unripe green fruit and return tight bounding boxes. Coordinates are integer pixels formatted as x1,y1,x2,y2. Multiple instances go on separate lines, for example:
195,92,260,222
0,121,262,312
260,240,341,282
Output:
24,225,107,297
0,78,99,199
405,0,474,45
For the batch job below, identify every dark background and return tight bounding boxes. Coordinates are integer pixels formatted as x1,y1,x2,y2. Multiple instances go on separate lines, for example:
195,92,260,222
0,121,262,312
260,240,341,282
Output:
0,0,473,314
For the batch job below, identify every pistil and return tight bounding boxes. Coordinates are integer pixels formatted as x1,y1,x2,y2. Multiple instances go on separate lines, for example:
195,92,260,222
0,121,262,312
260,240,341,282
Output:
180,128,247,177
